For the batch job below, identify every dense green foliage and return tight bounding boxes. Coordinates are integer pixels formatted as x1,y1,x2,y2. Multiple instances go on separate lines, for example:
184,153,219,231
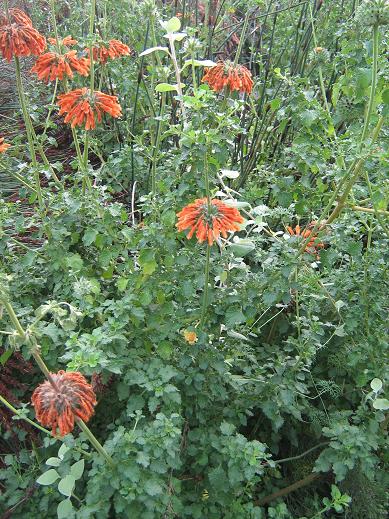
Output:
0,1,388,518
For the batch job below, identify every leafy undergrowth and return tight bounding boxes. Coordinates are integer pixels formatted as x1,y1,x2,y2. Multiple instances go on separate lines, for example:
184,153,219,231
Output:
0,1,388,518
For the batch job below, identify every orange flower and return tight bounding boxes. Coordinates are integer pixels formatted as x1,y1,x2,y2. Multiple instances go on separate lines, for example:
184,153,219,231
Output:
31,370,96,437
183,330,198,345
286,224,324,256
32,50,90,82
48,35,78,47
0,8,32,27
57,87,122,130
177,198,244,245
0,8,46,62
202,60,253,94
89,39,131,64
0,137,10,153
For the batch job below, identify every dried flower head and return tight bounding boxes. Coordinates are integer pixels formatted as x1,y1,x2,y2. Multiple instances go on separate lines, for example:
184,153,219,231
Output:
32,50,90,82
0,137,10,153
177,198,244,245
202,60,253,94
355,0,389,27
0,8,46,62
89,39,131,64
183,330,198,345
57,87,122,130
286,224,324,256
32,370,96,436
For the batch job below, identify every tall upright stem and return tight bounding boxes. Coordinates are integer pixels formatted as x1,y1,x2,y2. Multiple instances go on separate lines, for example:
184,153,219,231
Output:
168,35,187,124
82,0,96,192
14,57,43,210
200,148,211,328
360,24,379,145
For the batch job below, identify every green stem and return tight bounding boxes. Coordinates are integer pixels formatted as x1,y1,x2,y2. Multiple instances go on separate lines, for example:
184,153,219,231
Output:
233,9,250,66
199,242,211,328
76,418,114,466
0,394,51,435
151,93,166,196
14,57,44,210
360,24,379,145
81,0,96,192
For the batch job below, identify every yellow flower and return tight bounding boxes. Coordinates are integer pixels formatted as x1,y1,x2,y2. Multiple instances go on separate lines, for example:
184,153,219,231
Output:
183,330,198,345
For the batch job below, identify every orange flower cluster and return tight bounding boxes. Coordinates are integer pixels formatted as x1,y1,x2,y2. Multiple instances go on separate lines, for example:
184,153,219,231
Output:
183,330,198,345
202,60,253,94
31,370,96,437
177,198,244,245
57,87,122,130
0,137,10,153
0,8,45,62
286,224,324,256
32,50,90,82
48,35,78,47
90,39,131,64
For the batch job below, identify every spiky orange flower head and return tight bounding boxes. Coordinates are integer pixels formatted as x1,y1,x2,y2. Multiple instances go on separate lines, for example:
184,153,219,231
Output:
32,50,90,82
0,137,10,153
90,39,131,64
0,8,46,62
286,224,324,256
57,87,122,130
177,197,244,245
31,370,97,436
202,60,253,94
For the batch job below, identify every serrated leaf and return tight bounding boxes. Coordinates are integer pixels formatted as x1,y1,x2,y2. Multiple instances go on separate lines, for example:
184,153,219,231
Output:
382,88,389,105
70,459,84,480
139,46,169,57
57,498,73,519
46,457,61,467
37,469,60,485
58,474,76,497
370,378,382,392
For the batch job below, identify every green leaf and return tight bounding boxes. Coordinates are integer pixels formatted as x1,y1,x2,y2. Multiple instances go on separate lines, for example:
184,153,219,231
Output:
220,422,235,436
220,169,239,179
139,249,157,275
382,88,389,105
182,59,216,71
155,82,185,93
57,498,73,519
155,83,178,93
163,16,181,33
70,459,84,480
58,444,70,460
82,228,98,246
144,479,163,496
139,46,169,57
117,277,129,292
370,378,382,392
164,32,187,42
373,398,389,410
230,239,255,257
58,474,76,497
46,457,61,467
37,469,60,485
